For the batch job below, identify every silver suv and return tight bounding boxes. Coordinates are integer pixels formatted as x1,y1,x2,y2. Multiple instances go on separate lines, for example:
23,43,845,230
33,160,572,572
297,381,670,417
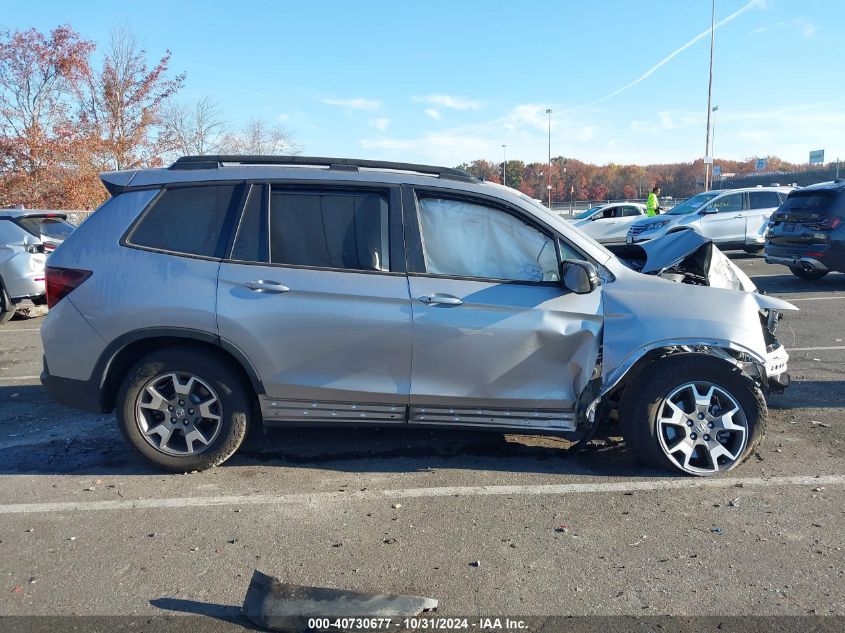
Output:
41,156,794,476
627,187,792,251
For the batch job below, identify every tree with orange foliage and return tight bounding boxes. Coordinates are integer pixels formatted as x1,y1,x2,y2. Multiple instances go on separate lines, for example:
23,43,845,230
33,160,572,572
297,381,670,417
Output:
77,26,185,172
0,25,94,208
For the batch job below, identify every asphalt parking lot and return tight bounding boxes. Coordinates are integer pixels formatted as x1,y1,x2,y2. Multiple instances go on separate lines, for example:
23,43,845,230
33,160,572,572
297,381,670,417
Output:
0,254,843,623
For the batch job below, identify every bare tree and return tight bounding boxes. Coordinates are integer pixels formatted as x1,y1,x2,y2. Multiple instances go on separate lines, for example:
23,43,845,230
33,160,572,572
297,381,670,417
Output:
160,96,226,157
220,117,301,155
78,25,185,170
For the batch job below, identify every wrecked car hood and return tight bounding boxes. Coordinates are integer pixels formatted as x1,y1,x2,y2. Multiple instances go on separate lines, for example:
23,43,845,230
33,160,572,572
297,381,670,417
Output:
608,231,758,292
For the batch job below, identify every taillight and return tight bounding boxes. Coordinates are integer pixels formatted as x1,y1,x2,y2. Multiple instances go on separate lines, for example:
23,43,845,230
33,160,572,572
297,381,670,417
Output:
801,216,842,230
43,243,57,252
45,266,92,309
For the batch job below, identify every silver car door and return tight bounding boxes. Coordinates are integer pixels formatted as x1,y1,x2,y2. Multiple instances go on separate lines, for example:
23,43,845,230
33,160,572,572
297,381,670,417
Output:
404,190,602,430
216,184,413,424
698,192,745,244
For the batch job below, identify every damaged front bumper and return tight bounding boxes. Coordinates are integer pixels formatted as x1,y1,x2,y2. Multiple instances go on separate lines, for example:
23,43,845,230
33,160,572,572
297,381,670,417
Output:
764,344,790,393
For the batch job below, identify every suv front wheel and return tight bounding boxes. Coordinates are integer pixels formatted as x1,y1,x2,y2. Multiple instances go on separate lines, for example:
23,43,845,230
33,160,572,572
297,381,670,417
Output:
619,355,766,476
117,347,252,471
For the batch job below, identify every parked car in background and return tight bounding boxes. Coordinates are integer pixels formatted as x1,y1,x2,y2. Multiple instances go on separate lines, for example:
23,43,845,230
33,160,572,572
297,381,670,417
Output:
764,180,845,279
570,202,646,245
0,209,75,323
627,186,793,252
41,156,793,477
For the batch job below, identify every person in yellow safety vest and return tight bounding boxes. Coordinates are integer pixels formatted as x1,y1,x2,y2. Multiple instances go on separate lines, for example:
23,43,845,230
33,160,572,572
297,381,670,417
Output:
646,186,662,217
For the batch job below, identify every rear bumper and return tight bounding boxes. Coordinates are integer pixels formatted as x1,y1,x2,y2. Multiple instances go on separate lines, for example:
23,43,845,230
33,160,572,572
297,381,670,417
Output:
40,356,105,413
764,253,829,272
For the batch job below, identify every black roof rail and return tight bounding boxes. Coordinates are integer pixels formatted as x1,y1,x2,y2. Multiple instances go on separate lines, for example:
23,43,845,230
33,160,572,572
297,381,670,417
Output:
169,155,478,183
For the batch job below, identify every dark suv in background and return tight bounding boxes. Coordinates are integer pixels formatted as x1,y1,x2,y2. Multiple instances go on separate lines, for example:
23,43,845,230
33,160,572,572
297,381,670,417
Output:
765,180,845,279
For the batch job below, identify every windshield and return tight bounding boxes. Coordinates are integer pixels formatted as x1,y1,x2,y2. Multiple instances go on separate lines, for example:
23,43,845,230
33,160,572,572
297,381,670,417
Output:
16,216,75,240
575,207,602,220
667,192,719,215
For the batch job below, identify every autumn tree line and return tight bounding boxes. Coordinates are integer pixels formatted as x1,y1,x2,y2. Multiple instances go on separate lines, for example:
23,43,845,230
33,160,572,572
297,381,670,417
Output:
2,25,812,211
456,155,812,204
0,25,299,210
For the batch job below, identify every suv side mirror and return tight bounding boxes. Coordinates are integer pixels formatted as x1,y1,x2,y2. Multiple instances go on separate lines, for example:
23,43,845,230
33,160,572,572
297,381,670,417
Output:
561,260,600,294
700,207,718,215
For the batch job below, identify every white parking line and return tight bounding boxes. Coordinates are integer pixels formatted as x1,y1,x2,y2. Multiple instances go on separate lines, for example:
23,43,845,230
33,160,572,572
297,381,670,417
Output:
0,328,40,333
0,474,840,515
788,346,845,352
785,296,845,302
0,375,40,382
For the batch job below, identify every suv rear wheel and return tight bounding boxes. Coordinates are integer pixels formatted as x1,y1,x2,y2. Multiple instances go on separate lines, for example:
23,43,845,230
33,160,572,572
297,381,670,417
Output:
619,355,766,476
117,347,252,471
788,266,828,280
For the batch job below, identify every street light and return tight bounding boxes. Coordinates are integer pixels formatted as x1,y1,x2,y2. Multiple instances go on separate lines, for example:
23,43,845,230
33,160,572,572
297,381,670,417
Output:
703,0,716,191
546,108,552,208
710,105,720,188
502,144,507,187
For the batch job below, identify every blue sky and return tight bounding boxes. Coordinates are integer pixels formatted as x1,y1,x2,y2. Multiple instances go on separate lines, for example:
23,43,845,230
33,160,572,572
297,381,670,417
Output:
6,0,845,166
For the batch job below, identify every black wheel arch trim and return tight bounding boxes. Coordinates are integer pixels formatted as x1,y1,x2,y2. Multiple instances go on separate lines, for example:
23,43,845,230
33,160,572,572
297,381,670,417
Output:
95,327,266,408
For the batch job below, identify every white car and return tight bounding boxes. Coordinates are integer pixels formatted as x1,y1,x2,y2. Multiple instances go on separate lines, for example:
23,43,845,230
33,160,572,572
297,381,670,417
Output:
570,202,647,244
627,187,793,252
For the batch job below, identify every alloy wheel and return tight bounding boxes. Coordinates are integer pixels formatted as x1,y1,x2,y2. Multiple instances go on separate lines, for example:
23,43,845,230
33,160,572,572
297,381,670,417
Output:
656,381,748,475
135,372,223,456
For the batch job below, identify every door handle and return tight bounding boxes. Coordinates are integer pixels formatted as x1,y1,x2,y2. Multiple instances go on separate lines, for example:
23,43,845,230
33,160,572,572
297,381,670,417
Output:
417,293,463,306
733,214,743,218
243,280,290,293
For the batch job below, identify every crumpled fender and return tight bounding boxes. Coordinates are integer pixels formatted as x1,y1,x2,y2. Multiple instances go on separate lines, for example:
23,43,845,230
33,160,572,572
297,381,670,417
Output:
600,269,796,391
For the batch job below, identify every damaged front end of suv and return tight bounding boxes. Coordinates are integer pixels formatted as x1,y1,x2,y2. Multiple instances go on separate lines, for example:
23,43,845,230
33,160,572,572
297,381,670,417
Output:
568,230,796,475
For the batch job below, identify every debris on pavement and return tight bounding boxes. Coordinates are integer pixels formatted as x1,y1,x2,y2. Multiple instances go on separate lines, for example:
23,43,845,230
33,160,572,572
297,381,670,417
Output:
554,525,569,534
382,538,397,545
242,570,438,632
811,420,831,428
391,503,402,509
711,528,723,534
729,498,740,507
469,560,481,567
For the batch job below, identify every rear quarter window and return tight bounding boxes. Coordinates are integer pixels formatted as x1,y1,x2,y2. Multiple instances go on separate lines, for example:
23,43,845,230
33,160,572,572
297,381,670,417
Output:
128,184,243,258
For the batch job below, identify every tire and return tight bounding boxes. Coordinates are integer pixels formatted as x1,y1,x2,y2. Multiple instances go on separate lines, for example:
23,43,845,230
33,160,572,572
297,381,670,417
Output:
116,346,253,472
788,266,828,280
0,286,15,324
619,354,766,476
743,245,764,254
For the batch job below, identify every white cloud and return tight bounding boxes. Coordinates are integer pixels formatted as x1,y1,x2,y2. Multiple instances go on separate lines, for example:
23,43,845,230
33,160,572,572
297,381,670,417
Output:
802,21,817,38
424,108,441,120
320,98,382,111
413,94,482,110
368,117,391,132
276,113,290,121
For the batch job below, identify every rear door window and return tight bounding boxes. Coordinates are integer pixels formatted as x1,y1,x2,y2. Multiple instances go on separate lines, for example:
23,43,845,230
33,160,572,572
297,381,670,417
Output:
748,191,781,210
129,185,243,258
269,189,389,271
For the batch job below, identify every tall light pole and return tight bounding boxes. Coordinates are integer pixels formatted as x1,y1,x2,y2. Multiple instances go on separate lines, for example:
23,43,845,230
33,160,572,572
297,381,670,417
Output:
703,0,716,191
711,105,719,186
501,144,507,187
546,108,553,208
